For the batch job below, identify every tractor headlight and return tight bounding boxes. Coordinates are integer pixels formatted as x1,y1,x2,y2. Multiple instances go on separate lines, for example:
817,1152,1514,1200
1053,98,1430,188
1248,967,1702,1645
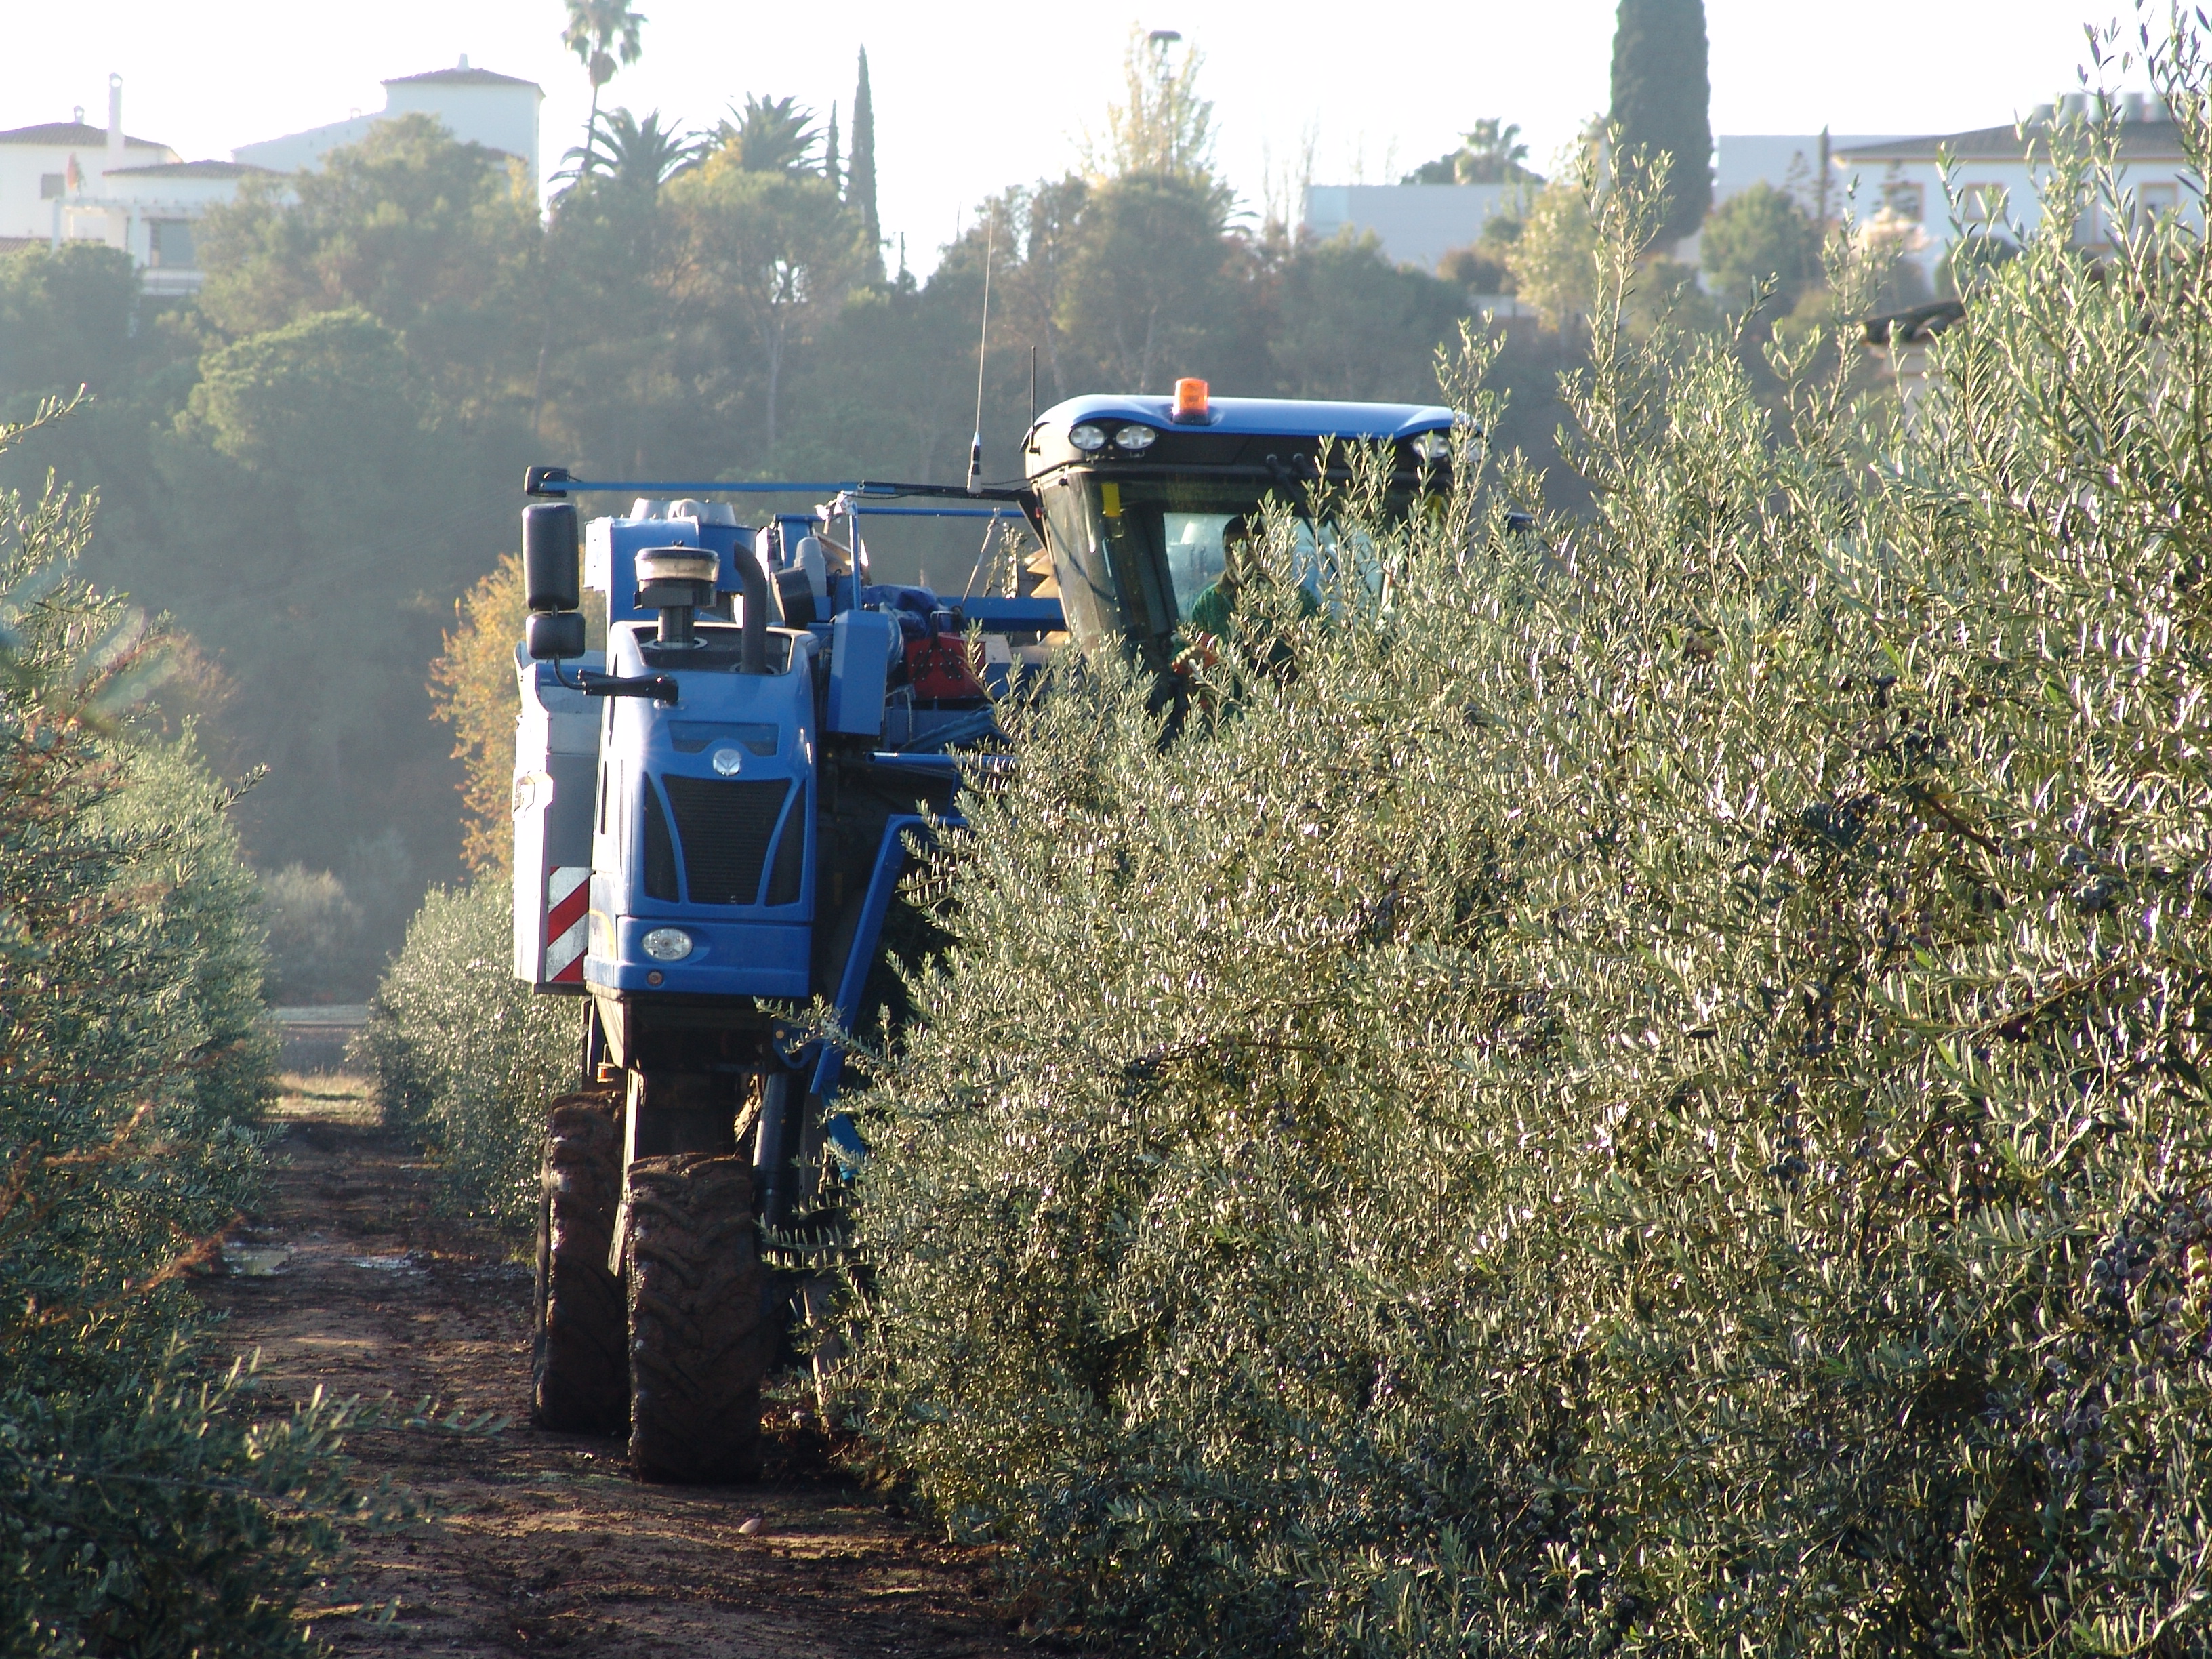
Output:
1069,423,1108,453
1409,430,1453,464
1113,424,1158,453
641,927,693,962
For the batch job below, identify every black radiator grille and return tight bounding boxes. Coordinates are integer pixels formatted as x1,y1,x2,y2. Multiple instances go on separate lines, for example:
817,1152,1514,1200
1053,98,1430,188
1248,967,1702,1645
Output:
642,780,678,901
663,776,790,905
764,787,806,906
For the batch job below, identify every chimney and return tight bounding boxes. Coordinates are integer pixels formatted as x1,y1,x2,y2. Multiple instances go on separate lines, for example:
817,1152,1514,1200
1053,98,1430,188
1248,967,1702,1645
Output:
106,73,122,161
458,53,470,70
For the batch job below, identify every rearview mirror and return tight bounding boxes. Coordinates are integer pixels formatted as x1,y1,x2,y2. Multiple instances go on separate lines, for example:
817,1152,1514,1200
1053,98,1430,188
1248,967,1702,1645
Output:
526,611,586,661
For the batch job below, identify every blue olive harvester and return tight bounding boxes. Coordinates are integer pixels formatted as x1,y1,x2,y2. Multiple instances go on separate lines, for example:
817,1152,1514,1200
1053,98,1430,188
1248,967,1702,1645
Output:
512,380,1458,1481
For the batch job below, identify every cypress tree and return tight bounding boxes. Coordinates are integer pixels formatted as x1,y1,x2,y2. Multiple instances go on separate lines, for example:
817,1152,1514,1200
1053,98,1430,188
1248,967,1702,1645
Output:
851,48,882,277
1609,0,1712,246
825,100,841,194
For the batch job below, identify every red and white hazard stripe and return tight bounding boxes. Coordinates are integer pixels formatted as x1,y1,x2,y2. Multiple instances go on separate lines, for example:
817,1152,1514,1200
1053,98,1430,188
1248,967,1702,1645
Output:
545,867,589,984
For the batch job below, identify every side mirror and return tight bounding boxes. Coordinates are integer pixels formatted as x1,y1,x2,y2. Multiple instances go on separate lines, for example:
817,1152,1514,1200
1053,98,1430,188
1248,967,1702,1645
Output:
526,611,586,661
523,502,581,613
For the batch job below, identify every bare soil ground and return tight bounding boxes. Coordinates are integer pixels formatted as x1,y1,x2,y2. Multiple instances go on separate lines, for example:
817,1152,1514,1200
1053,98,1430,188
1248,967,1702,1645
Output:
195,1071,1042,1658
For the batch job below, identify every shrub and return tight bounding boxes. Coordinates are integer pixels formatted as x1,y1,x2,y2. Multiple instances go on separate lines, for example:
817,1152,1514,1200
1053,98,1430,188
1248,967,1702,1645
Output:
848,46,2212,1659
354,879,578,1227
0,402,354,1656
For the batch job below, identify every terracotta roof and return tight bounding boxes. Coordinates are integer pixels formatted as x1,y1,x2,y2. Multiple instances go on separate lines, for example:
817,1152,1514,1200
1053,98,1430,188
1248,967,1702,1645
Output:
1837,121,2191,163
0,121,167,148
382,66,539,89
0,235,44,255
104,159,273,178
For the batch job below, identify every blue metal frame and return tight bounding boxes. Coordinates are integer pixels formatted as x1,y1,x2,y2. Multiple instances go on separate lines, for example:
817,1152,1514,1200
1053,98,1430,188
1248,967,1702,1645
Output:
810,807,960,1103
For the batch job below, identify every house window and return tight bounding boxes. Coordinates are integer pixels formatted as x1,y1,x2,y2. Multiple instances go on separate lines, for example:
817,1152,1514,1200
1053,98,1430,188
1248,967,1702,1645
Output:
147,219,196,269
1883,180,1925,222
1959,182,2006,224
39,173,64,199
2138,181,2180,224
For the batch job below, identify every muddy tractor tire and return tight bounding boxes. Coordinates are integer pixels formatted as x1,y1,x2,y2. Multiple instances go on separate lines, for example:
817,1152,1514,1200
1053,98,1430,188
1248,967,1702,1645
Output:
531,1092,628,1435
623,1152,768,1483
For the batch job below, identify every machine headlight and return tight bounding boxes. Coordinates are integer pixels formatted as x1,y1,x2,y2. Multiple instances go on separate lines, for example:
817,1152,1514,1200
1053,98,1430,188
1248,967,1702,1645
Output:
1113,424,1158,452
1069,423,1108,452
1409,430,1453,464
641,928,693,962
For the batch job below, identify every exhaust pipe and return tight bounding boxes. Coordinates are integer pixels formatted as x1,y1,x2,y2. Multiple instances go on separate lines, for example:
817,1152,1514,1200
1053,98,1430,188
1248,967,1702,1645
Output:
735,541,769,674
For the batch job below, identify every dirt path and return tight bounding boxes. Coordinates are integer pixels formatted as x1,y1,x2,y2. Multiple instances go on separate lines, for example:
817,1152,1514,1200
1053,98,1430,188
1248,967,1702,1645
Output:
196,1073,1039,1658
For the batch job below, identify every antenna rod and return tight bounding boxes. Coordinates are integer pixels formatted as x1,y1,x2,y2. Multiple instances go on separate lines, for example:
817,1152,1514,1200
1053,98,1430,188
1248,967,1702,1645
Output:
1030,344,1038,424
967,211,994,495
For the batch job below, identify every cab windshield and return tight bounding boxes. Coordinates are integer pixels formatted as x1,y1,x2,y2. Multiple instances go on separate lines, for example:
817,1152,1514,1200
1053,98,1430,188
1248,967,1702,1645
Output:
1038,472,1396,655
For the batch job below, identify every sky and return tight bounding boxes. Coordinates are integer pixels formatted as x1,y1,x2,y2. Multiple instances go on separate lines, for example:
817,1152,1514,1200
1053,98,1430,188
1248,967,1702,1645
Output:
5,0,2167,274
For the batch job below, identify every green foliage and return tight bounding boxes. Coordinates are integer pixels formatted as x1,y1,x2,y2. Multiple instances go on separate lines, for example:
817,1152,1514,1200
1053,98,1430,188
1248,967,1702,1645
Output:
560,107,705,193
851,49,881,272
1056,173,1248,393
1510,173,1600,328
849,62,2212,1656
1610,0,1713,243
1273,232,1471,401
665,157,865,455
1700,179,1822,310
0,405,355,1656
195,113,539,410
0,244,142,409
354,880,577,1227
714,94,821,177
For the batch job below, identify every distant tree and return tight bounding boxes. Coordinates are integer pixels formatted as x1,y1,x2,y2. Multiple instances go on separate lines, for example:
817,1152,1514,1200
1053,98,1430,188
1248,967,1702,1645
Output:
1402,119,1543,186
1700,181,1820,310
1271,230,1469,401
1610,0,1711,245
715,95,819,176
194,115,539,411
1511,178,1598,328
562,0,647,176
1001,178,1089,405
558,107,703,193
667,156,863,454
0,244,141,408
1096,28,1223,201
1436,243,1516,295
157,307,491,885
823,101,840,197
1057,172,1244,392
851,49,881,278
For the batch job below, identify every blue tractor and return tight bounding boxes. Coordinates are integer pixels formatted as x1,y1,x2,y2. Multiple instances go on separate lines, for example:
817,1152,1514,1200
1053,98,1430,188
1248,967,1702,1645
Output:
512,381,1455,1480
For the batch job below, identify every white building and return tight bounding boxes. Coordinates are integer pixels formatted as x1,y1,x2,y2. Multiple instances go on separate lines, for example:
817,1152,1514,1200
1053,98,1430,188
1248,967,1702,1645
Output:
67,160,277,297
1715,135,1900,214
0,77,173,243
1836,94,2196,287
1299,182,1529,273
235,59,543,184
1,60,542,298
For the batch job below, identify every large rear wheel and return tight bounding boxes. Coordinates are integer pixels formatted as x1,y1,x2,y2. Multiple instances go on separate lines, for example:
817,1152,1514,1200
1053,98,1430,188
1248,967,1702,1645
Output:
530,1092,628,1435
623,1152,768,1483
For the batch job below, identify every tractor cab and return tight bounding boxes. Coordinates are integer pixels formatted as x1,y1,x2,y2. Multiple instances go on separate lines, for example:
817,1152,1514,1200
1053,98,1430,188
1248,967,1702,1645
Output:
1019,381,1457,665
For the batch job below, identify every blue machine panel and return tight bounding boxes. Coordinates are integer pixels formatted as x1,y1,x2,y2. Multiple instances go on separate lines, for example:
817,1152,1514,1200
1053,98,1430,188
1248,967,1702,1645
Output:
586,515,756,626
827,610,897,737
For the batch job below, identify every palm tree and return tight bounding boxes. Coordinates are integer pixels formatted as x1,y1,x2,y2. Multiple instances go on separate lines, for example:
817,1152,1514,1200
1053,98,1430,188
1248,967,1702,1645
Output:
562,0,647,177
558,108,703,192
714,95,819,176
